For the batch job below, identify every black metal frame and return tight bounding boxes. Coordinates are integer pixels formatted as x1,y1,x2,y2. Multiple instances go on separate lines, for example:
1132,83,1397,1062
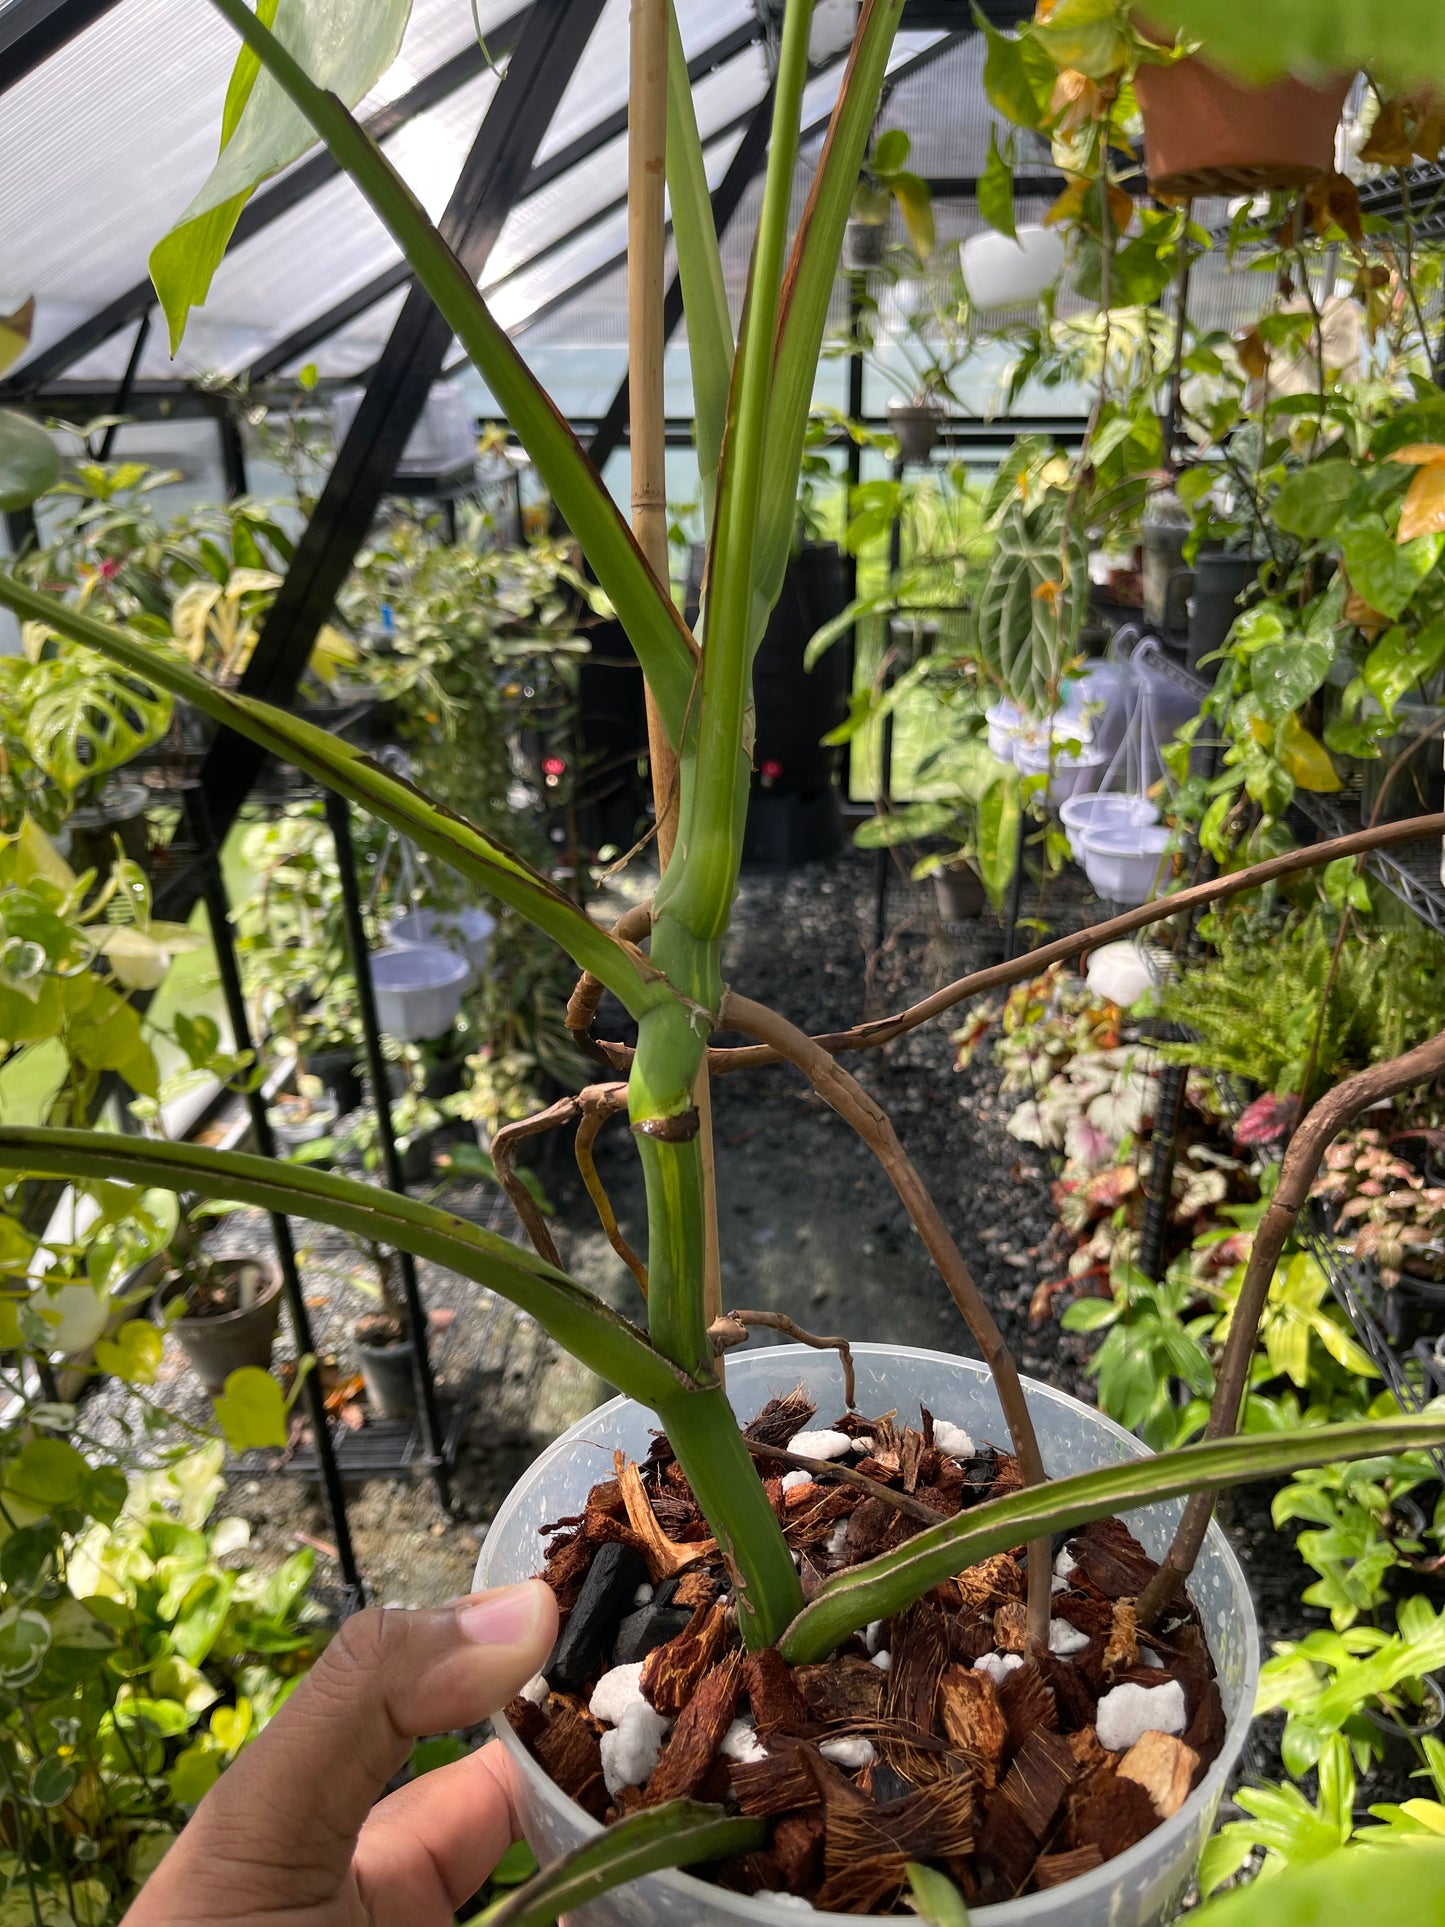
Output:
0,0,123,96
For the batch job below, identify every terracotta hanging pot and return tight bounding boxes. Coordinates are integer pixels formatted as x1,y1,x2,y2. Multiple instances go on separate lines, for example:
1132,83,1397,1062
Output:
1133,52,1351,197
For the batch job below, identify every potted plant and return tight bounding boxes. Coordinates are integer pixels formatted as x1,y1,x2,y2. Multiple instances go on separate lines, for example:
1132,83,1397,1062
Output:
3,3,1444,1920
152,1203,282,1396
853,738,1021,922
975,5,1349,203
267,1072,341,1157
346,1236,417,1420
842,128,933,274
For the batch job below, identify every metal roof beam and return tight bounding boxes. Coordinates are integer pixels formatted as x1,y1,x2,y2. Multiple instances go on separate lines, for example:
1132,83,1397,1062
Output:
0,5,532,397
243,17,764,384
0,0,123,97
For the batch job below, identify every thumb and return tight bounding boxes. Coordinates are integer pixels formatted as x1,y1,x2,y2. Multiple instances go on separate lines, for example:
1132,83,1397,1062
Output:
140,1581,555,1917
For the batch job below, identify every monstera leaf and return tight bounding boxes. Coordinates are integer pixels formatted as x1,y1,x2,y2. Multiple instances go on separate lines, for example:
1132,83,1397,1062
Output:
21,651,172,795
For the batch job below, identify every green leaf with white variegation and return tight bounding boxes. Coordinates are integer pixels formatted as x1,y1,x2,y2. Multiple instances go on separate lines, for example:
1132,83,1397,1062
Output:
477,1802,764,1927
150,0,409,351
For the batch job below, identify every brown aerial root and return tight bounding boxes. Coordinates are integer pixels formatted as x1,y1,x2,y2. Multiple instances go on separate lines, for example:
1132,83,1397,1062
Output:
565,901,654,1058
489,1083,636,1286
710,1308,856,1408
583,814,1445,1078
574,1102,649,1297
741,1437,947,1526
1136,1023,1445,1629
719,990,1054,1652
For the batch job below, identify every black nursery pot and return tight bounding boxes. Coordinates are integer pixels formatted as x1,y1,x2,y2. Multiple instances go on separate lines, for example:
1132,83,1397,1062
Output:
154,1260,282,1395
355,1324,417,1420
304,1048,364,1115
932,861,986,923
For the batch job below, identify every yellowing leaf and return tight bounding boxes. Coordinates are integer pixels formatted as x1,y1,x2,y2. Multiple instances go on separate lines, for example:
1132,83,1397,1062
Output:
1044,179,1088,227
0,299,35,382
1399,462,1445,542
1276,713,1342,792
1386,443,1445,466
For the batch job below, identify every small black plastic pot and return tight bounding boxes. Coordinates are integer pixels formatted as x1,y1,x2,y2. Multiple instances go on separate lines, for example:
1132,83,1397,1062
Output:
1365,1674,1445,1769
887,400,941,466
304,1048,363,1115
932,862,986,923
355,1320,416,1420
154,1259,282,1396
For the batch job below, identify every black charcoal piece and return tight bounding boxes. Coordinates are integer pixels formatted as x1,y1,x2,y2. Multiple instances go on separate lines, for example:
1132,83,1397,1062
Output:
611,1603,694,1668
546,1542,647,1693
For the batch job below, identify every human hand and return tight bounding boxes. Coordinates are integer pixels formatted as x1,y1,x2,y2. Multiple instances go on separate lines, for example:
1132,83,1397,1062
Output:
124,1579,557,1927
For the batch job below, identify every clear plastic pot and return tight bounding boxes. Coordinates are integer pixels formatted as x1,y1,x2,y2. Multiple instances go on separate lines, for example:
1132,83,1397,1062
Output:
474,1344,1258,1927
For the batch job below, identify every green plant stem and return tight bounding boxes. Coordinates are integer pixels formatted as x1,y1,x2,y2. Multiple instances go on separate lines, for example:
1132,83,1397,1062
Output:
654,0,814,942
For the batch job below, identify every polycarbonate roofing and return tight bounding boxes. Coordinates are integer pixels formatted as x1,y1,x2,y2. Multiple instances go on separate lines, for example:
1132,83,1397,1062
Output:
0,1,1293,412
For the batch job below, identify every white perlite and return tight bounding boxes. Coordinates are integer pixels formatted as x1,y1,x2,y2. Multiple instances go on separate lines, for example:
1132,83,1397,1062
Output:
1095,1679,1188,1752
780,1468,812,1491
973,1652,1026,1687
763,1897,816,1913
1047,1618,1090,1657
870,1649,892,1670
819,1736,877,1769
721,1717,768,1765
849,1436,876,1455
1054,1547,1078,1580
1051,1575,1069,1594
826,1521,849,1558
864,1619,885,1654
632,1583,654,1607
599,1701,670,1795
588,1662,647,1726
790,1429,853,1460
931,1419,975,1460
518,1673,549,1706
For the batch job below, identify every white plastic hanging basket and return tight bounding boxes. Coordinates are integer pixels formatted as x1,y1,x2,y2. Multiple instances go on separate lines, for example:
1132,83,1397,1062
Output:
1015,734,1107,806
391,905,496,987
371,943,469,1042
960,226,1065,311
1080,822,1172,905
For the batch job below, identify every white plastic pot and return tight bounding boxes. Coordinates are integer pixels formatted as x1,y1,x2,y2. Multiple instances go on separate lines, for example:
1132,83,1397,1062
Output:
1080,823,1172,906
1015,735,1107,806
475,1343,1258,1927
391,905,496,987
1060,791,1159,847
370,943,469,1041
960,226,1066,311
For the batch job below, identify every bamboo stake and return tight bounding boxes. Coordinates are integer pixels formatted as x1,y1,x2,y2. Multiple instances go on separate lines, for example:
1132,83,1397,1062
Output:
629,0,722,1329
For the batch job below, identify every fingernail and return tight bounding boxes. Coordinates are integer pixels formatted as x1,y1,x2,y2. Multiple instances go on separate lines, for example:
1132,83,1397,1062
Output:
456,1582,545,1648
